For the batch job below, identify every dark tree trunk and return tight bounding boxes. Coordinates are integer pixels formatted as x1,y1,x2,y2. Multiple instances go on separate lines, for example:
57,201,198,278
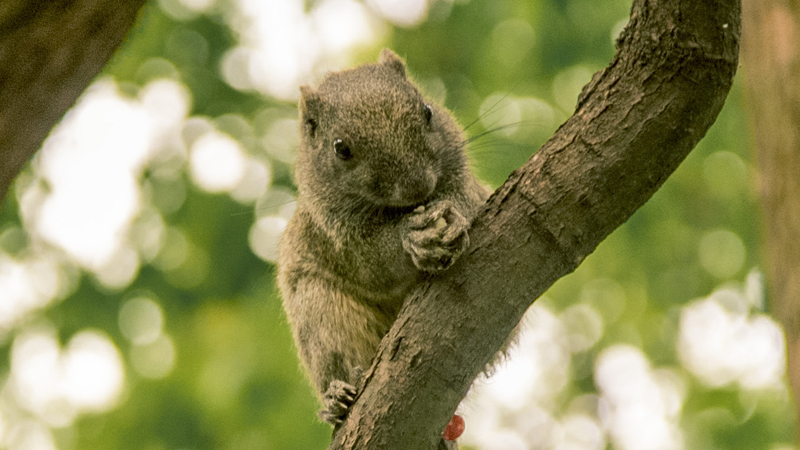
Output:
742,0,800,429
0,0,147,204
329,0,741,449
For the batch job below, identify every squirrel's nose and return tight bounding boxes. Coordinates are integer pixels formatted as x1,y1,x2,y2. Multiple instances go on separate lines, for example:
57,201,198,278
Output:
389,168,437,207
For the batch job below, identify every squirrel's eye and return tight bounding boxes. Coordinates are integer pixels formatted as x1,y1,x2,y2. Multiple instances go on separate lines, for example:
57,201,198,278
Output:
333,138,352,160
423,104,433,123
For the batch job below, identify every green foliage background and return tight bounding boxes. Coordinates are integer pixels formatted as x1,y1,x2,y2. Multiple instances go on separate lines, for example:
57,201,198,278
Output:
0,0,795,449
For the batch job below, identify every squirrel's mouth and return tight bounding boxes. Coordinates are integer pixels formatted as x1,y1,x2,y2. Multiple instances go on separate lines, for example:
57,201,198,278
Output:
368,186,433,211
380,202,425,217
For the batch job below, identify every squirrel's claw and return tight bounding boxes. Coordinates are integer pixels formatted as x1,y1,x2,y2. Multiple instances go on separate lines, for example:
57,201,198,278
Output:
320,379,358,425
403,200,469,272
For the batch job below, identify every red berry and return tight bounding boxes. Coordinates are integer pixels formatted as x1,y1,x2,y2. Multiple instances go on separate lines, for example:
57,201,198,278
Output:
443,414,465,441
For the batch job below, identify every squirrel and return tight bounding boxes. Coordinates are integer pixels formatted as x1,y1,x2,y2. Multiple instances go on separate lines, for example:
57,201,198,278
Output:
277,49,488,445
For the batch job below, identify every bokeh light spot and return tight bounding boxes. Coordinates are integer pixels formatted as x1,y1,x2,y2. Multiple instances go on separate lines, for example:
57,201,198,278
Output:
262,118,299,164
140,79,192,139
119,296,165,345
698,229,745,278
461,303,572,449
131,334,176,379
678,284,785,389
702,151,748,199
222,0,382,99
249,216,288,263
34,80,152,271
163,239,210,289
552,65,593,113
135,58,179,85
230,158,271,204
479,94,522,137
189,131,247,193
560,414,606,450
491,19,536,68
560,303,604,352
254,188,297,220
0,226,28,256
166,28,210,67
153,226,189,272
6,421,57,450
313,0,382,52
10,327,125,426
595,345,684,450
178,0,215,12
131,207,167,262
62,331,126,412
93,246,141,290
368,0,429,27
0,257,63,336
518,98,556,133
580,278,627,325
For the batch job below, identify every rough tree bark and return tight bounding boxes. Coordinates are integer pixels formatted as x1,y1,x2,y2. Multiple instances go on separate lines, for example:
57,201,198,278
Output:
0,0,147,204
741,0,800,424
330,0,741,449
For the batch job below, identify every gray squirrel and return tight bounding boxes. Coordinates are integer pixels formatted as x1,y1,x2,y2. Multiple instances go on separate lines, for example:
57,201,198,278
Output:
277,49,487,445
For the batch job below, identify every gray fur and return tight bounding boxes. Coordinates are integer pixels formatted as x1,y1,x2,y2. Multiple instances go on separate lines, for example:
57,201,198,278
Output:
277,49,487,440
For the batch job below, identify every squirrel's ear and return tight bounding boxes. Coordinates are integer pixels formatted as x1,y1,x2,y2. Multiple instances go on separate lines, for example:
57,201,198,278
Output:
379,49,406,78
299,86,321,137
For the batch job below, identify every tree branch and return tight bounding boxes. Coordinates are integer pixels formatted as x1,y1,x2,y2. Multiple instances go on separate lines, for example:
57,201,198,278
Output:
330,0,741,448
0,0,147,204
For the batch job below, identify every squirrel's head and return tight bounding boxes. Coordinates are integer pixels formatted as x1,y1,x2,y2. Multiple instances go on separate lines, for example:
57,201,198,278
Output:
295,49,466,214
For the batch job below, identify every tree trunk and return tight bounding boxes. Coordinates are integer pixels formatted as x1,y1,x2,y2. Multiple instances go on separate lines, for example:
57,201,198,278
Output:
329,0,741,449
741,0,800,426
0,0,147,204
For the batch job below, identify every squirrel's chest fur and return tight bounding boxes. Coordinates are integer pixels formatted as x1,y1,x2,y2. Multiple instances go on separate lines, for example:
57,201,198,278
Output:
283,206,420,307
278,205,417,373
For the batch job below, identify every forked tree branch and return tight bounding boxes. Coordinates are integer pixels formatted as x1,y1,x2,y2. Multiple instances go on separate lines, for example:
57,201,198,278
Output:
329,0,741,448
0,0,147,204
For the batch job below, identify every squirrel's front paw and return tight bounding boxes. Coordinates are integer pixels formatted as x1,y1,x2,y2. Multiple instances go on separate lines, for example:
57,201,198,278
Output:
319,379,358,425
403,200,469,272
